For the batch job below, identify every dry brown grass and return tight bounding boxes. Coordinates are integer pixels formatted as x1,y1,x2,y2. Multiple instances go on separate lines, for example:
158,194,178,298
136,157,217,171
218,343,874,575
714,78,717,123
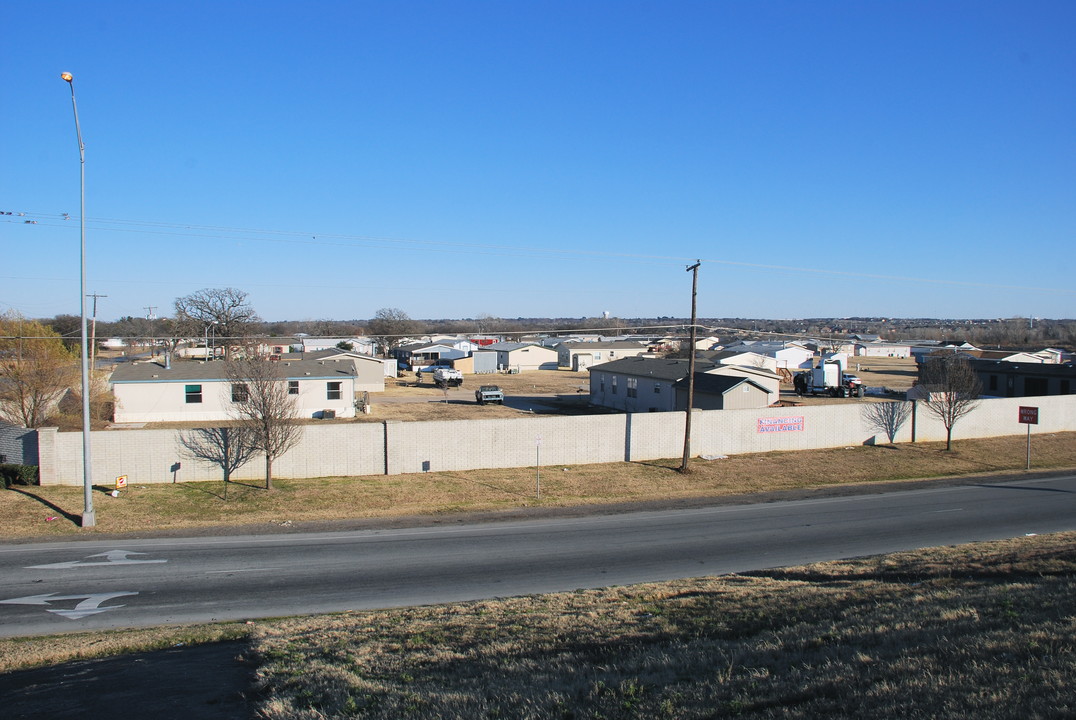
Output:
5,531,1074,720
845,355,920,390
373,359,920,419
383,369,591,398
5,433,1075,539
249,532,1076,719
136,362,916,427
3,496,1074,717
0,623,250,675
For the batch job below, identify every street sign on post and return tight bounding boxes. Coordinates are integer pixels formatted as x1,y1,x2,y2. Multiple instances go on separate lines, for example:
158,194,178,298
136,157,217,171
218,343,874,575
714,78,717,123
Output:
1018,406,1039,470
535,435,542,500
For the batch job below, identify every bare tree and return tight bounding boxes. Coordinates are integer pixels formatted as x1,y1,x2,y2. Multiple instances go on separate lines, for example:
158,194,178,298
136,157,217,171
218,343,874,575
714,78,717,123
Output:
225,357,303,489
174,288,260,360
474,313,499,334
61,369,115,423
861,400,913,445
1057,322,1076,350
820,334,848,357
748,353,771,370
0,313,78,427
918,353,982,451
178,426,258,498
101,315,170,358
367,308,421,356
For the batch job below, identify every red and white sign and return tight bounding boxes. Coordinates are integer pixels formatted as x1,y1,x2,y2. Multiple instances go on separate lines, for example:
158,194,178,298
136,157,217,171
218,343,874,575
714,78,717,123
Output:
1018,406,1039,425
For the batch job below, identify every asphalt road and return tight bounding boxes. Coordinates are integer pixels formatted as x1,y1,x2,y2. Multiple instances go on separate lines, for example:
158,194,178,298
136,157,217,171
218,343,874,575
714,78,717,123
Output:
1,473,1074,638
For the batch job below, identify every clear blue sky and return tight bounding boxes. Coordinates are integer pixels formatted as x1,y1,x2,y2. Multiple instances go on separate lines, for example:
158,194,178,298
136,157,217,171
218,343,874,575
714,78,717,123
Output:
3,1,1074,323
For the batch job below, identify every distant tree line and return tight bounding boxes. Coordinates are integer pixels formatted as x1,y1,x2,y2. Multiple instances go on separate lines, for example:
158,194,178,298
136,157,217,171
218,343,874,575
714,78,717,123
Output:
24,294,1076,353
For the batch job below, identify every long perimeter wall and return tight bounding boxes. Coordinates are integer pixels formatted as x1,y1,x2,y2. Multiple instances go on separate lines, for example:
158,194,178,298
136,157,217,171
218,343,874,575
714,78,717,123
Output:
37,395,1076,486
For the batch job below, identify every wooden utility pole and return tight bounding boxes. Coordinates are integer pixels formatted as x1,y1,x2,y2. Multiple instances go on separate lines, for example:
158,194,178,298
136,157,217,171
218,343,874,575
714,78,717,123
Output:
88,293,107,371
679,261,701,474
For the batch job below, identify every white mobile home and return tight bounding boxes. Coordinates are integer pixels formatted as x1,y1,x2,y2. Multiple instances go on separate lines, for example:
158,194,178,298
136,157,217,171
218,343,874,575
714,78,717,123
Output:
110,358,358,423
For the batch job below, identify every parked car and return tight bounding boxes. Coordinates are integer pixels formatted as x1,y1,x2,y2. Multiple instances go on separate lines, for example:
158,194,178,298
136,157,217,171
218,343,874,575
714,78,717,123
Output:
475,385,504,404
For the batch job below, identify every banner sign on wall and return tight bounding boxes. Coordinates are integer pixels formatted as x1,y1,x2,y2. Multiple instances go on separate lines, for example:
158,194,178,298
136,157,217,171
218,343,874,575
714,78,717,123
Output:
758,416,804,433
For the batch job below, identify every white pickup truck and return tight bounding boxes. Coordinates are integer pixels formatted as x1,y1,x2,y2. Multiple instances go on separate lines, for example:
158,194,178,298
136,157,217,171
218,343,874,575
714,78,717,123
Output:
475,385,504,404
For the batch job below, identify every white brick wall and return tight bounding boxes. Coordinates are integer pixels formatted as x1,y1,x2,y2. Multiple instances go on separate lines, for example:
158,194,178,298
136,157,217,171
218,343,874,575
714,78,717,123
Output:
37,395,1076,485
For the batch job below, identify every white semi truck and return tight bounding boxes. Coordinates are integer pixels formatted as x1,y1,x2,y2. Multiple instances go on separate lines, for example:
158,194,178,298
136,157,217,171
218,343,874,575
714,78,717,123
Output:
794,359,864,398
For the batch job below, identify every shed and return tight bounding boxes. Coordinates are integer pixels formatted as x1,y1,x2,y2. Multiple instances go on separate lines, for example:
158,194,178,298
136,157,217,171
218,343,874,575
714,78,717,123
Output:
673,374,773,410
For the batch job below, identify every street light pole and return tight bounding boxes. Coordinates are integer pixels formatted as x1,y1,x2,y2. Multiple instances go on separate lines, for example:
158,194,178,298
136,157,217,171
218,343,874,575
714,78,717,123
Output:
61,71,95,527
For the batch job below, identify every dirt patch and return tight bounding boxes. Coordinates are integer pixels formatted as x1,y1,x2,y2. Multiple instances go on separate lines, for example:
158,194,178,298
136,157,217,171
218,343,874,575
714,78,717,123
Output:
844,355,919,390
384,368,590,397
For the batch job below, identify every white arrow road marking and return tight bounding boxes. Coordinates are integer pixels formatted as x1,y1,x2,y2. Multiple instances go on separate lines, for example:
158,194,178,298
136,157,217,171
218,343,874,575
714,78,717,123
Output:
27,550,168,569
0,591,139,620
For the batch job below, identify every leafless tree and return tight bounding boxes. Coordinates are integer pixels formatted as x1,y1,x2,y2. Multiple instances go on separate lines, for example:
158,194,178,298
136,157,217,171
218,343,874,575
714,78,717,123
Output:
178,426,258,498
1056,322,1076,350
473,313,500,334
61,369,115,423
820,334,848,357
748,353,771,370
367,308,421,356
225,357,303,489
174,288,260,360
918,353,982,451
0,313,78,427
861,400,913,444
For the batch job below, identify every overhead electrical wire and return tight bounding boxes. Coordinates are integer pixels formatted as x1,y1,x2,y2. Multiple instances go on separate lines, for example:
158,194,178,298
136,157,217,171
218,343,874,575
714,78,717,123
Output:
3,209,1074,296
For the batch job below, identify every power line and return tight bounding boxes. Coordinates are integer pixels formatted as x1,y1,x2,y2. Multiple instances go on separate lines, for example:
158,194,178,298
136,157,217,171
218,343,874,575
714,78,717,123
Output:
5,210,1074,297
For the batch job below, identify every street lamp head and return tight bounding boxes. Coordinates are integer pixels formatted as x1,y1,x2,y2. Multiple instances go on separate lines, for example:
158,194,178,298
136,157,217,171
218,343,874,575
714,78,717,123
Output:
61,72,74,83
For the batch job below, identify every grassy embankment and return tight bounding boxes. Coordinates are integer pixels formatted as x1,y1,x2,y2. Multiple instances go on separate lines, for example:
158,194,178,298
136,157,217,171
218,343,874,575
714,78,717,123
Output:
2,429,1073,717
250,532,1076,719
5,432,1075,538
2,533,1074,718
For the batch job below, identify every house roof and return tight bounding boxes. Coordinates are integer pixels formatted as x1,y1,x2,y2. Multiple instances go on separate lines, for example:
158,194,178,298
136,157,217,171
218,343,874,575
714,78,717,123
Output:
698,349,768,364
486,342,550,352
706,363,781,380
968,359,1076,378
968,349,1037,361
396,342,456,353
301,349,383,363
714,341,811,354
300,337,359,347
110,358,357,384
588,357,717,381
673,374,772,396
558,340,648,351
